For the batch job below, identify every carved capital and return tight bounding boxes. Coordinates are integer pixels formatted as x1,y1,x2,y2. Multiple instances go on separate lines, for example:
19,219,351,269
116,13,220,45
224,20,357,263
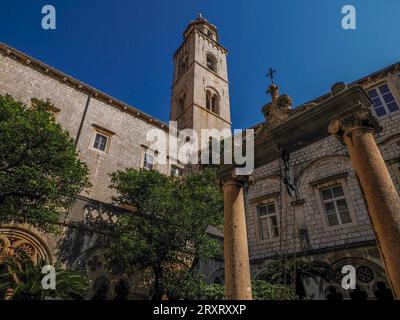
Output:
328,109,382,143
219,168,254,188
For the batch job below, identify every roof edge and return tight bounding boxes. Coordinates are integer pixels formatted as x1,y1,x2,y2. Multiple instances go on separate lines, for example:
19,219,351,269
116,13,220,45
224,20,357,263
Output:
0,42,169,132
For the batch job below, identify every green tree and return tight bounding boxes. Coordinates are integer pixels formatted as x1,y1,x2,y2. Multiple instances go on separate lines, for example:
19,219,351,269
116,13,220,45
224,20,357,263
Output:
0,95,90,233
200,281,297,300
108,167,223,300
260,258,336,299
0,253,89,300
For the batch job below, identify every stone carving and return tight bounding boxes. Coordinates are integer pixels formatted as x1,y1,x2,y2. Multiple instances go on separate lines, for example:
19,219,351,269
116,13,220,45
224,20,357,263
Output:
331,82,348,96
0,229,49,264
262,93,293,128
328,109,382,143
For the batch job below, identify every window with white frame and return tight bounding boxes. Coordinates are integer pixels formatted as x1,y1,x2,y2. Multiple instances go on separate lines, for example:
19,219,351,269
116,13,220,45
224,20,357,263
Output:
320,185,352,227
143,152,154,171
93,132,108,152
257,202,279,240
368,84,399,117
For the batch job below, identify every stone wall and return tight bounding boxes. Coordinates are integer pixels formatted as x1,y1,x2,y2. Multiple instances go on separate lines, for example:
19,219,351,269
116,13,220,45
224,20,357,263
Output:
244,70,400,299
0,47,171,204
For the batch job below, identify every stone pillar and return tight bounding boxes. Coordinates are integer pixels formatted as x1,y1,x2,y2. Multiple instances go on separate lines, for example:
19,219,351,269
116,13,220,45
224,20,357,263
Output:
329,110,400,299
221,171,252,300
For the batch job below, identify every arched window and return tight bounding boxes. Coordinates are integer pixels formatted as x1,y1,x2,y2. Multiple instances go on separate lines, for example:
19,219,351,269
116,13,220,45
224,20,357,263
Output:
205,90,219,114
323,259,394,300
178,57,188,77
206,54,217,72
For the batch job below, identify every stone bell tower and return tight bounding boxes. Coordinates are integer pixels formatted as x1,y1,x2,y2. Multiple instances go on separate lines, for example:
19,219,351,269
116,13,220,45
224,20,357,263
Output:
170,14,231,136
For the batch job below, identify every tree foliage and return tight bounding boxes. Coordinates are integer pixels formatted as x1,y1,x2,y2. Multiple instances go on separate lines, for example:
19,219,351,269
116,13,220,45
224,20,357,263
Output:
262,258,336,284
201,281,297,300
108,167,224,300
0,253,89,300
0,95,90,233
261,257,337,299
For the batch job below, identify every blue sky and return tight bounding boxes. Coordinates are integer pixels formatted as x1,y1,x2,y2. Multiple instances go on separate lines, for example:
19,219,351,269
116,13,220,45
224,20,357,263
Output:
1,0,400,129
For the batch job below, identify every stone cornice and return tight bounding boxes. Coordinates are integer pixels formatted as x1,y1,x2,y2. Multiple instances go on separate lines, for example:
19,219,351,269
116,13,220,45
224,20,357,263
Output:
220,85,375,172
194,60,229,83
247,191,280,204
194,29,228,54
286,62,400,116
173,27,228,58
193,103,232,125
253,86,374,168
174,103,232,125
249,61,400,131
250,240,377,264
0,42,169,132
309,172,349,189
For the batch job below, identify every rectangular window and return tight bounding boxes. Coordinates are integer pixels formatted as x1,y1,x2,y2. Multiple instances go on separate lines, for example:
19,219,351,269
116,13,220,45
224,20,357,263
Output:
257,202,279,240
93,133,108,152
320,185,352,227
171,165,183,177
143,152,154,171
368,84,399,117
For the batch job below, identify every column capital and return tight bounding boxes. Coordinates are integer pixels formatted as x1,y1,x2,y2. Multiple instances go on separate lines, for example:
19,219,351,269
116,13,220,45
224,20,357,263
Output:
328,109,382,143
219,167,254,187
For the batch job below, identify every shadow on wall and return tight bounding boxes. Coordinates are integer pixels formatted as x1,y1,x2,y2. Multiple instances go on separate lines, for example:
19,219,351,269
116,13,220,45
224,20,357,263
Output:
56,200,151,300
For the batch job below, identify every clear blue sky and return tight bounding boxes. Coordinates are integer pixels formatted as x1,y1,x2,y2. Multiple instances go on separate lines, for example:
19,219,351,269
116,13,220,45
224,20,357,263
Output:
1,0,400,129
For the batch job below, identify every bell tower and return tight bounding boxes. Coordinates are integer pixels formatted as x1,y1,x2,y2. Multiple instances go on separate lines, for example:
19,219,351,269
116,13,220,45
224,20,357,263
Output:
170,14,231,136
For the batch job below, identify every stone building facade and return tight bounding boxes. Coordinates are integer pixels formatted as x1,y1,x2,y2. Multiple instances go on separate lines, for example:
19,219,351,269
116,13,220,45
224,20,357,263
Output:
0,16,228,299
244,64,400,299
1,14,400,300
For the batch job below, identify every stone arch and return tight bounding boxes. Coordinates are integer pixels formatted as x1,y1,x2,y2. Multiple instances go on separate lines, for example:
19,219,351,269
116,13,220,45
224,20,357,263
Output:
378,133,400,160
320,257,393,300
248,174,281,198
72,247,118,299
205,86,220,114
204,85,220,98
296,155,352,199
0,225,52,264
209,268,224,285
72,247,151,300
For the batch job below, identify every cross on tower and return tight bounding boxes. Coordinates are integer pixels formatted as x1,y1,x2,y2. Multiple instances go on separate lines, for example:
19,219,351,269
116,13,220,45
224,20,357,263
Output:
267,68,276,85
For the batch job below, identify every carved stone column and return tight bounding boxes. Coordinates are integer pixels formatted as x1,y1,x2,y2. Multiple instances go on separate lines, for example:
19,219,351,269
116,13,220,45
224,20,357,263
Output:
329,110,400,299
220,170,252,300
